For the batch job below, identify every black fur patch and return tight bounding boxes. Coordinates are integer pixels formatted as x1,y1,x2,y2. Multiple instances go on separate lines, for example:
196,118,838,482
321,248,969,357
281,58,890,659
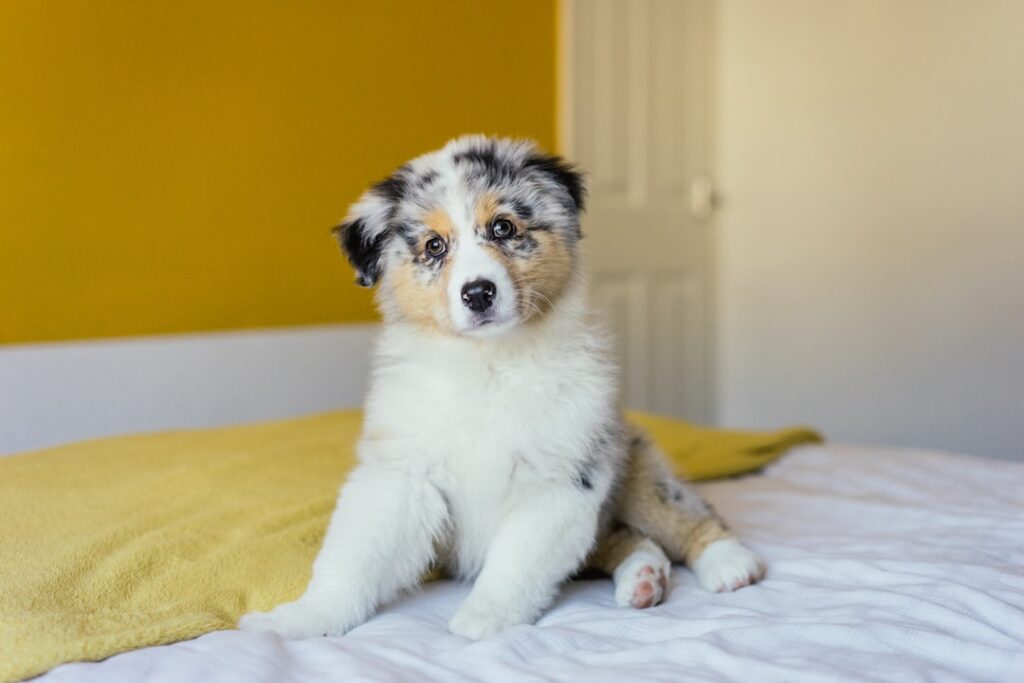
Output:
576,460,596,490
523,154,587,211
393,222,419,249
453,142,499,168
454,141,518,188
416,170,439,187
654,479,678,505
371,173,408,205
574,424,620,492
510,198,535,220
336,218,388,287
655,477,711,517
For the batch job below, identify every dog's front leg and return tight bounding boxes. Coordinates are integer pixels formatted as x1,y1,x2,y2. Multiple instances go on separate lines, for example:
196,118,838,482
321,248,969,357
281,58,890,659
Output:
448,485,600,639
239,463,447,638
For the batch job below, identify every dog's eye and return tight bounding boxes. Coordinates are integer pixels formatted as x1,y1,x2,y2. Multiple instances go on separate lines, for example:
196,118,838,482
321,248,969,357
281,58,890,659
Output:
490,219,517,240
425,237,447,258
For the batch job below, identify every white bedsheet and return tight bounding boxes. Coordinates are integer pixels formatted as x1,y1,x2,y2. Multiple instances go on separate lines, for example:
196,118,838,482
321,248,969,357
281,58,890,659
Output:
41,445,1024,683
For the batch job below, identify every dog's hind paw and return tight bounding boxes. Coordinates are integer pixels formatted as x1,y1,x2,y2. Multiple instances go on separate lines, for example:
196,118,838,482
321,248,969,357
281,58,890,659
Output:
692,538,764,593
613,544,671,608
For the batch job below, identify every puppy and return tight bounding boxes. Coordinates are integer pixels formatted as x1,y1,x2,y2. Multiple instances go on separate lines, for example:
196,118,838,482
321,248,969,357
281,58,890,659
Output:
239,136,763,640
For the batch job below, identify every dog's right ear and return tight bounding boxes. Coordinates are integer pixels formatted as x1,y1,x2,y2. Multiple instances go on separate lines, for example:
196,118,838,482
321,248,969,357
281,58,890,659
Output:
333,214,386,288
332,174,406,288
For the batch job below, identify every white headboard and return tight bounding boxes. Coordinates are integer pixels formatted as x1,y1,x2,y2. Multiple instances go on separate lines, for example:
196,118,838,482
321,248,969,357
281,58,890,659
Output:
0,324,378,456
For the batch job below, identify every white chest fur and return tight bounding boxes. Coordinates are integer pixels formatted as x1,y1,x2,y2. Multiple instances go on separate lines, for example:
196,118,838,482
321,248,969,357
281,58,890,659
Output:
359,308,618,576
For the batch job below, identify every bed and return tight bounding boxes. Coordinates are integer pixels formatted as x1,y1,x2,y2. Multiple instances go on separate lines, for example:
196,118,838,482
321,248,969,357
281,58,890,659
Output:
37,442,1024,683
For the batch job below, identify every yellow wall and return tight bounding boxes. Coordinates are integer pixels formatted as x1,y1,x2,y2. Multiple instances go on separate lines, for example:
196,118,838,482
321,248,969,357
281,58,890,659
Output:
0,1,556,344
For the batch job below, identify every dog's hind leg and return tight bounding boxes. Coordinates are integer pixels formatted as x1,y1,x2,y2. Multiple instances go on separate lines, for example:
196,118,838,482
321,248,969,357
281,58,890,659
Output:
588,525,671,608
613,429,764,593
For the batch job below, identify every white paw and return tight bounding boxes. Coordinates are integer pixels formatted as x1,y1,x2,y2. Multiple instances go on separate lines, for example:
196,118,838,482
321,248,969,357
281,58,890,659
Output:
692,538,764,593
613,545,671,608
238,599,345,639
449,600,525,640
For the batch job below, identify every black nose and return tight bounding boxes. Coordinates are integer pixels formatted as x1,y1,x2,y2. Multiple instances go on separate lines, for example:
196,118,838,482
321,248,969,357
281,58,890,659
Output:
461,279,496,313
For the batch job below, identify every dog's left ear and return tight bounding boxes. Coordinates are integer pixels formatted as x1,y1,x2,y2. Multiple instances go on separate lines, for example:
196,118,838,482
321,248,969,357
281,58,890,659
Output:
524,153,587,212
332,174,407,288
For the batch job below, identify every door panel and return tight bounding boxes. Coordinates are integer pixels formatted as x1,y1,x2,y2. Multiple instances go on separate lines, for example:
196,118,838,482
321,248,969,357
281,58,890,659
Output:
561,0,713,421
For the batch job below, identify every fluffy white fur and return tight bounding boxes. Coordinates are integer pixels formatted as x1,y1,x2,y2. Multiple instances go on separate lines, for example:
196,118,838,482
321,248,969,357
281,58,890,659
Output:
692,538,764,593
242,276,618,639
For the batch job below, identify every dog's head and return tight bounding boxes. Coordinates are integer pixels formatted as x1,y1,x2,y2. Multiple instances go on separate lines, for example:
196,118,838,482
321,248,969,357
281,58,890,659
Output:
334,136,586,337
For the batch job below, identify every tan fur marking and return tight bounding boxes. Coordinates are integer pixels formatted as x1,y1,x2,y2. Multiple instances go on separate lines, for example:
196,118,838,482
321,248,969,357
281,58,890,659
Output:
600,425,736,568
587,526,654,575
380,207,458,334
474,193,500,231
513,231,572,321
679,518,735,566
386,259,453,333
423,208,455,239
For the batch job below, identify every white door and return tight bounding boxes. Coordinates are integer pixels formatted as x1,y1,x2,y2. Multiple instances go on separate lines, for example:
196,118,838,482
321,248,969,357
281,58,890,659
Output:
560,0,715,422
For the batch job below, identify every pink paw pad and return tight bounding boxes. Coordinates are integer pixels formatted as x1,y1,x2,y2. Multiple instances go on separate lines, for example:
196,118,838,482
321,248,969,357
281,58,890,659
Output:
630,566,668,608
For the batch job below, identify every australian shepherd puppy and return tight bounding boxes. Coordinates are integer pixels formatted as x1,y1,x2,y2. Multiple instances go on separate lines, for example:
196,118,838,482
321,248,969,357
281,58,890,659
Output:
240,136,763,640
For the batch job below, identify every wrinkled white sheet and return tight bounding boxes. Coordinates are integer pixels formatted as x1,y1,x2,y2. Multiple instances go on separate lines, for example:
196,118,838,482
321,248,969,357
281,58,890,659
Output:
41,445,1024,682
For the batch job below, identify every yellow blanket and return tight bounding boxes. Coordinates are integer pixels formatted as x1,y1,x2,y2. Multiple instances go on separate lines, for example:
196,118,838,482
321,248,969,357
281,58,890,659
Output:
0,410,820,682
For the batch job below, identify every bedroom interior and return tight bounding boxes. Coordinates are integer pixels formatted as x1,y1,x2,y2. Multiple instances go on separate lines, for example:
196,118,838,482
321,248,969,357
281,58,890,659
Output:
1,1,1022,681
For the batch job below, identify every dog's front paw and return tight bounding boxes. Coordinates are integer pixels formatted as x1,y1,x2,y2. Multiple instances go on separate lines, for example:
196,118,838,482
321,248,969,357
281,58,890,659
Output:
449,600,526,640
238,599,344,639
692,538,764,593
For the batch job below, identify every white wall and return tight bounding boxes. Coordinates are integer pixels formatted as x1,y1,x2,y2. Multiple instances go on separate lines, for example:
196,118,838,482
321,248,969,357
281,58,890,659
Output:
0,325,377,456
713,0,1024,459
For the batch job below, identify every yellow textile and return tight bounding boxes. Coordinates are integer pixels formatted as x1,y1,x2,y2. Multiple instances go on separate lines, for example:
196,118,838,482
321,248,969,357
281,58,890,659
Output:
0,410,820,682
